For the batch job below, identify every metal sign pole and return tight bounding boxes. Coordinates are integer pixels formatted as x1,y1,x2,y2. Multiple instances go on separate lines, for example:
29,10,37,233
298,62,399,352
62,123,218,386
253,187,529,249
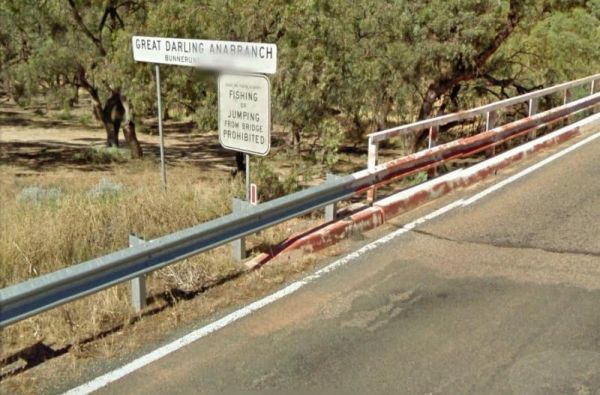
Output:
245,153,250,201
155,64,167,189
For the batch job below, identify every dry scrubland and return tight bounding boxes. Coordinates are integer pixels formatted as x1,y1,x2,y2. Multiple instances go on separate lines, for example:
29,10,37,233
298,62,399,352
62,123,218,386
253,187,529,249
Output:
0,157,321,361
0,99,362,368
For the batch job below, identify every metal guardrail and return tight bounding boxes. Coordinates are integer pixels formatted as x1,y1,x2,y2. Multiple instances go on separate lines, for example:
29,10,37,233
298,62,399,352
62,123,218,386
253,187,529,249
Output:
365,73,600,200
368,73,599,145
1,78,599,328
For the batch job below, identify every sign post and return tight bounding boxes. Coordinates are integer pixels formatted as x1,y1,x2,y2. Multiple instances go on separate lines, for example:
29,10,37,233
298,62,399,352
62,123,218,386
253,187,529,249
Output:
132,35,276,262
154,65,167,189
246,154,250,200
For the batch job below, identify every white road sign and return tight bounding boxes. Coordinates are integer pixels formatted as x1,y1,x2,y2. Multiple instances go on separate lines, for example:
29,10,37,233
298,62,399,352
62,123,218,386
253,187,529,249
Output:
132,36,277,74
219,74,271,156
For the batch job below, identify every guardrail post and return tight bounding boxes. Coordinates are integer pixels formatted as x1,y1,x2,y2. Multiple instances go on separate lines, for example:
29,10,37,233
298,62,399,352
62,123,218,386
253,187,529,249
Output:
592,79,597,95
367,137,379,204
325,174,339,222
528,98,539,139
129,234,147,312
485,111,497,157
231,198,250,262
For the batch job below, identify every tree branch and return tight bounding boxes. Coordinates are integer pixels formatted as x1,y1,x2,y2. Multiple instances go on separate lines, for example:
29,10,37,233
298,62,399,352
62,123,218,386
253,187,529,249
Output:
67,0,107,56
419,0,522,120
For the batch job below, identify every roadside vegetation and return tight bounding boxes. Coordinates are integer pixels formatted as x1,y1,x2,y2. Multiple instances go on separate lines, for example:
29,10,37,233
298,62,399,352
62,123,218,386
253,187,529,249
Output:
0,160,322,364
1,1,599,165
0,0,599,391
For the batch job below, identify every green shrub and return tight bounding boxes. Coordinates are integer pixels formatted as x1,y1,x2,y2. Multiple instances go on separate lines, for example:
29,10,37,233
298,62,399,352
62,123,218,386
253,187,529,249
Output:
75,146,131,164
250,158,302,201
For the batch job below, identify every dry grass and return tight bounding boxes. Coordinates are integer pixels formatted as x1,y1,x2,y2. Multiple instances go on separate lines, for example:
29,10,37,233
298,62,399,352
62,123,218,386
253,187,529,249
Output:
0,161,236,287
0,100,365,391
0,243,331,394
0,159,321,363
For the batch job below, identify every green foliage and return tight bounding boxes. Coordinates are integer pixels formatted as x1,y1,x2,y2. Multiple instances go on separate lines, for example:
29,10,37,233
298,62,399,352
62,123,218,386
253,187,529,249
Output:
1,0,598,157
251,158,302,201
74,147,131,164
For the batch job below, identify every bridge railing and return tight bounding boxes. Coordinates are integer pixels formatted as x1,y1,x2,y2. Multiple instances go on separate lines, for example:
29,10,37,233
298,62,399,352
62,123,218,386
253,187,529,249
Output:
365,74,600,200
1,75,599,328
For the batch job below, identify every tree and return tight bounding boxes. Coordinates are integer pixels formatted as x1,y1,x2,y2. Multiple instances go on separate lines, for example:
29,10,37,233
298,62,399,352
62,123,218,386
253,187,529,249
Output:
2,0,598,165
0,0,144,157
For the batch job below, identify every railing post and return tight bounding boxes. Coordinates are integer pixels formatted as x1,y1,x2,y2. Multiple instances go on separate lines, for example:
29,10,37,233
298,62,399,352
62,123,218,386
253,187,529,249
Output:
562,88,573,126
528,98,539,139
563,88,571,105
367,137,379,204
129,234,147,312
428,125,439,149
427,126,440,179
589,80,597,116
485,111,497,157
325,174,339,222
231,198,250,262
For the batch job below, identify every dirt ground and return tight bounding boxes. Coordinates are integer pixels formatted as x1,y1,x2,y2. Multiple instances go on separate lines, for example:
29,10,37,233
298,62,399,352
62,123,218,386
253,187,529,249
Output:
0,100,244,177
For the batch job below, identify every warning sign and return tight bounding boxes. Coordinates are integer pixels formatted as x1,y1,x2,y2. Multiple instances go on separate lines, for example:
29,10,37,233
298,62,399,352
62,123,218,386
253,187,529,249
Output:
218,74,271,156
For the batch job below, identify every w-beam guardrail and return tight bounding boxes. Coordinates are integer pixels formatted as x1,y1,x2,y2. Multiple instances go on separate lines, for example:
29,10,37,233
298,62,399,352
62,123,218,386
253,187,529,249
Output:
1,75,599,328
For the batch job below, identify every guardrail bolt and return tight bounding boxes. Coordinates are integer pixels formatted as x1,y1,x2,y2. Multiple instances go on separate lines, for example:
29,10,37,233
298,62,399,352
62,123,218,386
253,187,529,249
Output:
129,234,147,312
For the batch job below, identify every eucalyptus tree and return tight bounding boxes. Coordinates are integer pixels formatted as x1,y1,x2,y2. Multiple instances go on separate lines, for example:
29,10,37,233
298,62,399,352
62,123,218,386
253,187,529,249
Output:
0,0,145,157
1,0,598,164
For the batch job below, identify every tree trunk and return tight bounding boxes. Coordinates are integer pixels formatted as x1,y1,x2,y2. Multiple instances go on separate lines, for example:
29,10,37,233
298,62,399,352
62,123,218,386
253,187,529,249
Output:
235,151,245,173
77,66,116,147
121,95,143,158
292,129,301,152
123,120,142,158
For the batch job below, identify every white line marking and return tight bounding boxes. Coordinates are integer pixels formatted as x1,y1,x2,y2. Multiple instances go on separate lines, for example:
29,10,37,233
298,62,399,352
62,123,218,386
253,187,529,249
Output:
64,130,600,395
63,200,464,395
462,132,600,206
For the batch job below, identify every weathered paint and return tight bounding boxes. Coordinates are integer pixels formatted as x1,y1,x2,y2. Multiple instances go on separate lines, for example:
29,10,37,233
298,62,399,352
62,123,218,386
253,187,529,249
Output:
245,113,600,268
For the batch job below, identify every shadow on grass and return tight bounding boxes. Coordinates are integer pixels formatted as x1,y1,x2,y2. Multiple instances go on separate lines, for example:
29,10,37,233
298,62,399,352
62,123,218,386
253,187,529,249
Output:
0,269,244,381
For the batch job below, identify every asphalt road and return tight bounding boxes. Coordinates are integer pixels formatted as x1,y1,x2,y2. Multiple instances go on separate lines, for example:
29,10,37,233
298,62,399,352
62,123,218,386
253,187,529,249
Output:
98,135,600,394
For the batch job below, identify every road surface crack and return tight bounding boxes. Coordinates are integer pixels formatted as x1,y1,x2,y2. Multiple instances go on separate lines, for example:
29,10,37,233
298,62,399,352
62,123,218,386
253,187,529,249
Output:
410,229,600,258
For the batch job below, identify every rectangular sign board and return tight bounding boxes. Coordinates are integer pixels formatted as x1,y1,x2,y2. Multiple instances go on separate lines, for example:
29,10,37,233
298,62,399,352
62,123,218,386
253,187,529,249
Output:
219,74,271,156
132,36,277,74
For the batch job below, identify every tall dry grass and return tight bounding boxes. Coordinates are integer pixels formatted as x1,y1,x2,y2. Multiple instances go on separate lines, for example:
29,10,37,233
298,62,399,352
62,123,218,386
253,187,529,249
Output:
0,161,320,358
0,163,236,286
0,163,240,352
